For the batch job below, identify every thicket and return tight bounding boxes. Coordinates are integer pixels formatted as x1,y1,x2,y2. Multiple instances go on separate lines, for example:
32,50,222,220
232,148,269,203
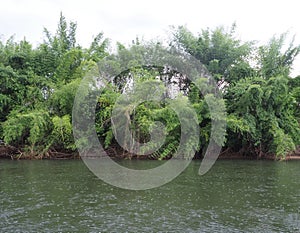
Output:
1,14,299,159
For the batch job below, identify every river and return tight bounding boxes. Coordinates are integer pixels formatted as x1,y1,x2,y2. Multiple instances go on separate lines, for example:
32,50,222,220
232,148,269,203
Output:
0,159,299,232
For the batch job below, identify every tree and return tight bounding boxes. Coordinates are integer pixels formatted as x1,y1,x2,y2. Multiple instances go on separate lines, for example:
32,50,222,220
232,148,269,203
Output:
43,12,78,56
172,25,300,159
289,76,300,120
171,24,254,85
2,110,51,157
258,33,300,78
0,13,109,158
225,76,300,158
1,19,299,160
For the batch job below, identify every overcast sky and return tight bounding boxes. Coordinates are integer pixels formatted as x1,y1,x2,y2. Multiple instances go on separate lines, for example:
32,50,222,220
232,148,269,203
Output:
1,0,300,76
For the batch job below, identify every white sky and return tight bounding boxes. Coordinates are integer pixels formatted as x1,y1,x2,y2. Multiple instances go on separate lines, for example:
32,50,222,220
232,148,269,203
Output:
1,0,300,76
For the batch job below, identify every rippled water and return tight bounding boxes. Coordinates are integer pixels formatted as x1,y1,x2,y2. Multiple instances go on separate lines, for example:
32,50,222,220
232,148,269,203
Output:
0,159,299,232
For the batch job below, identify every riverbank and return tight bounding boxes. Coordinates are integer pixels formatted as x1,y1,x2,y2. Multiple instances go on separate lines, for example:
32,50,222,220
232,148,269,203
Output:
1,145,300,161
0,146,79,160
286,146,300,160
218,146,300,161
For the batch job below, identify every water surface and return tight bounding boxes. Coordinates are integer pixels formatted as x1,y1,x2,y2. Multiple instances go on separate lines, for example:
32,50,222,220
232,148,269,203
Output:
0,160,299,232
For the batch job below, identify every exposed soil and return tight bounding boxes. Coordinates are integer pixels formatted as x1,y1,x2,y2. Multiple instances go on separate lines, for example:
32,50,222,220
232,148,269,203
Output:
0,145,18,159
0,145,79,160
285,146,300,160
217,147,274,160
1,145,300,161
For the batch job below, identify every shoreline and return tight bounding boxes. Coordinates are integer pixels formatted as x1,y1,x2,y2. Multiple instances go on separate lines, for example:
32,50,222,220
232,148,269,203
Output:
1,145,300,161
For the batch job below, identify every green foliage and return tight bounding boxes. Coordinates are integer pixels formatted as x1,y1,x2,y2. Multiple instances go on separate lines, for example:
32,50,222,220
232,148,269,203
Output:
225,75,300,157
269,122,295,158
171,24,254,84
95,85,120,148
50,78,81,116
86,33,110,62
53,48,83,85
43,12,78,55
289,76,300,120
0,65,46,122
3,110,51,154
50,115,75,151
0,16,299,160
258,34,300,78
0,13,109,157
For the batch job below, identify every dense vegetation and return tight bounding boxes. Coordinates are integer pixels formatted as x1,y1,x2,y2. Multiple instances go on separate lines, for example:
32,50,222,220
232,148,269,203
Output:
0,14,299,160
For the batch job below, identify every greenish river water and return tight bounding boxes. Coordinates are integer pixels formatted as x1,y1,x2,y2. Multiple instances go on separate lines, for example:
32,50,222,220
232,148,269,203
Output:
0,159,299,232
